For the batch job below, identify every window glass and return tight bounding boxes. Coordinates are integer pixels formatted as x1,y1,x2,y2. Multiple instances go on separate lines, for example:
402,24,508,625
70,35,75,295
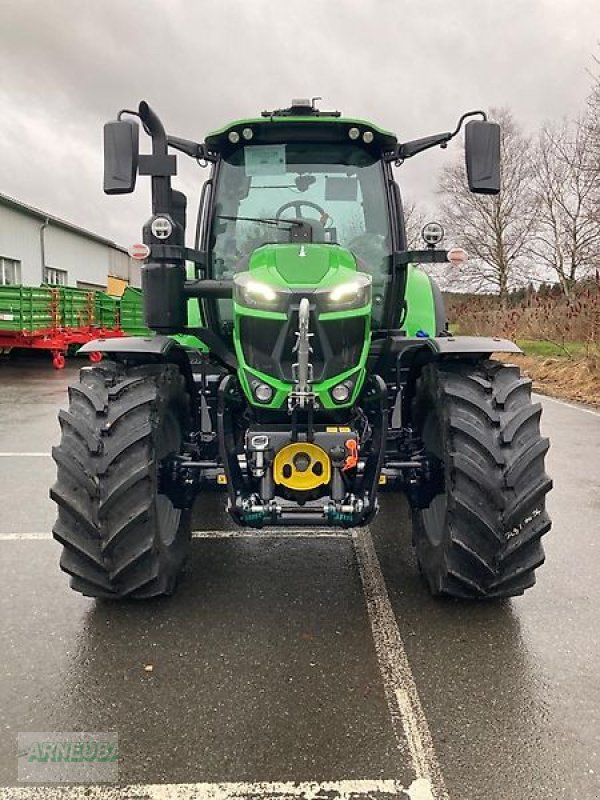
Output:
209,143,391,327
0,257,22,286
44,267,68,286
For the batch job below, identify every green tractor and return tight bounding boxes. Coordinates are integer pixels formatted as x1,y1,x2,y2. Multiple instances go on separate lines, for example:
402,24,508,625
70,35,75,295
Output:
51,99,551,600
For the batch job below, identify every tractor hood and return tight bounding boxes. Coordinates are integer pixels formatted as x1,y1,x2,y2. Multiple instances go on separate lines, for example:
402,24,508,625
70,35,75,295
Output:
233,243,372,315
246,243,360,290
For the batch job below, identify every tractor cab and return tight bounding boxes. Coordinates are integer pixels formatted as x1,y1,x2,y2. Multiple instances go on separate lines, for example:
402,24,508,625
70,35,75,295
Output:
202,101,400,332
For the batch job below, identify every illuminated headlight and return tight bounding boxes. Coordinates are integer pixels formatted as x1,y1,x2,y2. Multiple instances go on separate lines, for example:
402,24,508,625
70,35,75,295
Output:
348,127,360,140
362,131,374,144
242,127,254,140
254,383,273,403
234,274,287,310
246,280,276,302
330,281,361,302
326,274,371,309
151,216,173,240
228,130,240,144
331,382,351,403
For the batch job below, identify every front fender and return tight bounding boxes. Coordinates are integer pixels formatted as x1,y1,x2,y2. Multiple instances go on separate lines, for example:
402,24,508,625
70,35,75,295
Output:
79,336,198,421
424,335,522,356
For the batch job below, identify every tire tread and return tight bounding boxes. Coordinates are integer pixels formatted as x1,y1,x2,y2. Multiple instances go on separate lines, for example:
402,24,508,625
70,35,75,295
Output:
412,358,552,599
51,361,191,599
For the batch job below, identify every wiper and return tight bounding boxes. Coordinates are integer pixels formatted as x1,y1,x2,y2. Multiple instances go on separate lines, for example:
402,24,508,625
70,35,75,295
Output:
217,215,303,228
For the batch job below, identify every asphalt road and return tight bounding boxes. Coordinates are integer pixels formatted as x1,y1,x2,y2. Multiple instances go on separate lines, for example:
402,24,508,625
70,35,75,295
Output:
0,355,598,800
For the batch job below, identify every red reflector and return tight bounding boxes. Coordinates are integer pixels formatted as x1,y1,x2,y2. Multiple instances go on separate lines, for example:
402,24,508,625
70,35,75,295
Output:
129,243,150,261
447,247,467,266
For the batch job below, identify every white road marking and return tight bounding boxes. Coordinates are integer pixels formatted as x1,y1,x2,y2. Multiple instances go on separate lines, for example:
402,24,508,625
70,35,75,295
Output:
0,530,350,542
0,779,416,799
192,529,350,539
0,452,51,457
534,393,600,417
353,528,448,800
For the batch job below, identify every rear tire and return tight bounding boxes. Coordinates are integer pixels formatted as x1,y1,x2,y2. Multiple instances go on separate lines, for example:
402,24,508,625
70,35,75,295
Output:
411,359,552,599
51,360,192,599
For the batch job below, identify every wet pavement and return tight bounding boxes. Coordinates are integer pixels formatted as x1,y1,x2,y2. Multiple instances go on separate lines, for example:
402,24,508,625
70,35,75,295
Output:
0,355,599,799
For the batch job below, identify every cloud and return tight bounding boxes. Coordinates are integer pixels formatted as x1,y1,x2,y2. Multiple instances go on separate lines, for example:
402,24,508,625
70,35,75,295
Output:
0,0,598,245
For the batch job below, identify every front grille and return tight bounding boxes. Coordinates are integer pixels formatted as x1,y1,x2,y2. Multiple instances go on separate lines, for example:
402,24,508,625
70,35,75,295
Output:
240,311,365,382
319,317,365,379
240,318,284,376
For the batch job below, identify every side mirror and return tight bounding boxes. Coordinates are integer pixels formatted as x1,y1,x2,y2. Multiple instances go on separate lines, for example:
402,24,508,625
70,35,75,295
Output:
103,119,139,194
465,120,501,195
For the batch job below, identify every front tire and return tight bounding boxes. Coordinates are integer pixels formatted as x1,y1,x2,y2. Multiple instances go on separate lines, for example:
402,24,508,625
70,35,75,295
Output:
411,359,552,599
51,361,192,599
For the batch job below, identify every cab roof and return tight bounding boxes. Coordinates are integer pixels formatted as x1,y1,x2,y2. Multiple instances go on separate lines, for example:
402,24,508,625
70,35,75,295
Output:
205,99,398,155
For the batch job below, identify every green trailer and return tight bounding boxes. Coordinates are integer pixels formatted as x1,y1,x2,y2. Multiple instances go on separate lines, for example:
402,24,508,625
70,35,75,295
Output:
119,286,152,337
0,285,58,335
0,284,123,368
94,290,120,329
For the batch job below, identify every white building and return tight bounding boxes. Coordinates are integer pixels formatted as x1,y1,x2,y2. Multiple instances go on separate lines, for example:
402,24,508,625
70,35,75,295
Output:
0,192,140,294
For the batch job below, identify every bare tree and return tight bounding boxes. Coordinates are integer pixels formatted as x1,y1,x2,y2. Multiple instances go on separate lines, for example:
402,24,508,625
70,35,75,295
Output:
402,199,427,250
585,53,600,225
437,108,539,304
530,118,599,296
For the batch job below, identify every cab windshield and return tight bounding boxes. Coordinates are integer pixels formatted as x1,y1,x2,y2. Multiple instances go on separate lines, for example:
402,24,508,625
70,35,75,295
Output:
209,143,392,325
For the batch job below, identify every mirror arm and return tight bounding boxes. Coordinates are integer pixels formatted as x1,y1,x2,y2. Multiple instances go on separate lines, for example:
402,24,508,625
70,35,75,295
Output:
167,136,216,163
450,109,487,136
117,108,140,121
389,110,489,162
391,132,453,161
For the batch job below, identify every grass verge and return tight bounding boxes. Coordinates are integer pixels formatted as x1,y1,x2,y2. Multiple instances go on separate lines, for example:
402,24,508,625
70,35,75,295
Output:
496,351,600,407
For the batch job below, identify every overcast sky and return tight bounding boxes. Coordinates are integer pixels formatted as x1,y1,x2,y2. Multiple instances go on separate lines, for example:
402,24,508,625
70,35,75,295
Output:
1,0,598,248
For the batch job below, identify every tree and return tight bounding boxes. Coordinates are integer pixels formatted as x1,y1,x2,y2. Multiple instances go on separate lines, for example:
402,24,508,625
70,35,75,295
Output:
402,199,427,250
530,118,600,296
585,54,600,226
437,108,539,304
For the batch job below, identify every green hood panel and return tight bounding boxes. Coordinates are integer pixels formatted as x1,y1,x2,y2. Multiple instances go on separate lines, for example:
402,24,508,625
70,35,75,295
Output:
401,264,436,337
248,244,358,288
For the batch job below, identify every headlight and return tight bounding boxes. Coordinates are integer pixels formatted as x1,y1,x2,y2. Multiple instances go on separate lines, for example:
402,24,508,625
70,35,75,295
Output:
330,281,362,303
246,280,277,303
234,274,288,311
331,382,352,403
325,275,371,310
254,382,274,403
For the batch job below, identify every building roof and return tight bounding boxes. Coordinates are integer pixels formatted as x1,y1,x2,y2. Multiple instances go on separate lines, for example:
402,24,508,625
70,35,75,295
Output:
0,191,128,254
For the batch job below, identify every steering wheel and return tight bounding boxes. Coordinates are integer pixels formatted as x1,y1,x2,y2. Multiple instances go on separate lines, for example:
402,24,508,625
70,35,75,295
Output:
275,200,333,228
